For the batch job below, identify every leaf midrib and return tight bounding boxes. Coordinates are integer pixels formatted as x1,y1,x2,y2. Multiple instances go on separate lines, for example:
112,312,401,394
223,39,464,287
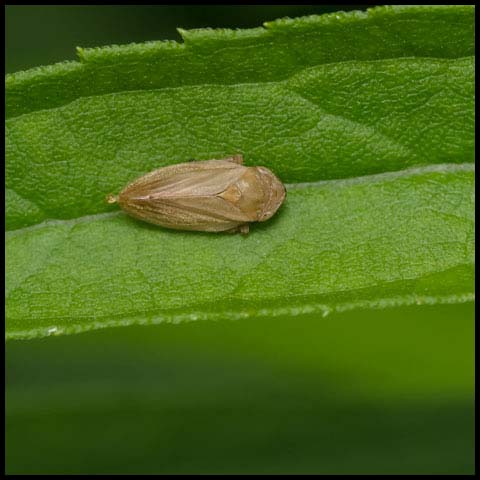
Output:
5,163,473,234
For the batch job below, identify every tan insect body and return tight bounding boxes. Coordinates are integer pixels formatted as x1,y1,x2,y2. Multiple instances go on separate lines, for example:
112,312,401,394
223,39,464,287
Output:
107,155,286,234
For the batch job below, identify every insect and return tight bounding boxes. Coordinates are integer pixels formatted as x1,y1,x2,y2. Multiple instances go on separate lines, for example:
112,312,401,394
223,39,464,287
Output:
106,155,286,234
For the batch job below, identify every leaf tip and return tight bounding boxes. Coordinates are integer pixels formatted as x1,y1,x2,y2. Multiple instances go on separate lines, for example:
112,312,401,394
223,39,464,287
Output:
76,46,86,61
176,28,188,42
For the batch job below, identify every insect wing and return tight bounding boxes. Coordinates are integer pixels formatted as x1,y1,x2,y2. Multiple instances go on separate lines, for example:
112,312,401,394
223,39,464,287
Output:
119,160,253,231
120,159,241,198
123,196,243,232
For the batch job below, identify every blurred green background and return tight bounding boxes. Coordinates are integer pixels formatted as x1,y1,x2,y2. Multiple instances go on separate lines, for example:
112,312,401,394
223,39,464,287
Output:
6,304,475,474
5,5,474,475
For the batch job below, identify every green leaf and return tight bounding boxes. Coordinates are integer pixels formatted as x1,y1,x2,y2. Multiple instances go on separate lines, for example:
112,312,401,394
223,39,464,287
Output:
5,5,475,340
5,56,475,229
6,5,474,118
6,164,474,340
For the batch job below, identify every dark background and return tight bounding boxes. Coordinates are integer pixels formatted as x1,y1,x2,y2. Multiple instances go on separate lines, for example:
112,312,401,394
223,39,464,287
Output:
6,5,369,73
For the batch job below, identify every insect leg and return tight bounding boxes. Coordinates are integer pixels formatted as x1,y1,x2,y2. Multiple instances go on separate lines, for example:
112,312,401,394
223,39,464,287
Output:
225,154,244,165
239,224,249,235
223,224,249,235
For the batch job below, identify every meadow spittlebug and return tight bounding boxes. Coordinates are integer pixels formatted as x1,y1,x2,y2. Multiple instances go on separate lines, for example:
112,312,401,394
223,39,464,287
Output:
106,155,286,234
